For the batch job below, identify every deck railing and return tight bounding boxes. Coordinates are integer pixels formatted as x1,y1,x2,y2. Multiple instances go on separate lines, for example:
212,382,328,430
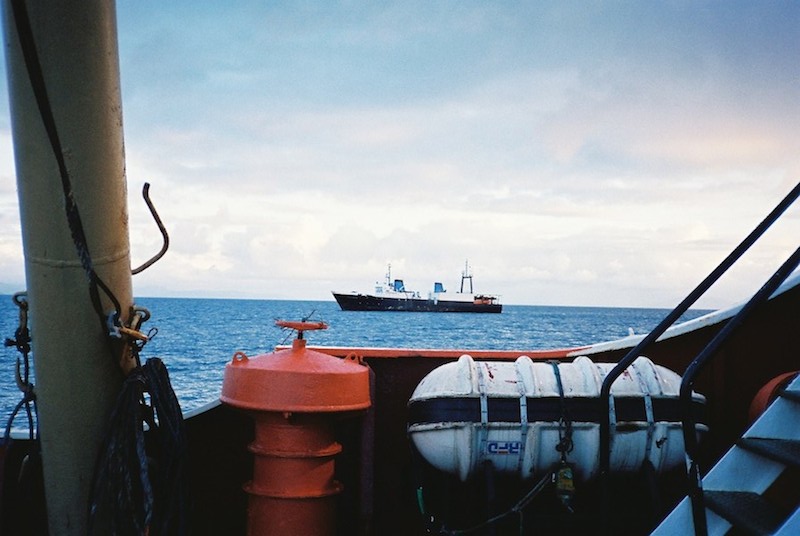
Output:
597,181,800,535
678,242,800,535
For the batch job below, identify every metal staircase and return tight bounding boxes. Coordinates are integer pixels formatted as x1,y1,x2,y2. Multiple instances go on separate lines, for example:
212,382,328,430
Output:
592,181,800,535
653,375,800,535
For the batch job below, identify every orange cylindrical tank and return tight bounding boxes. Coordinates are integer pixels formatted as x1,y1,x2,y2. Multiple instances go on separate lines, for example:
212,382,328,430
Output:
220,321,371,536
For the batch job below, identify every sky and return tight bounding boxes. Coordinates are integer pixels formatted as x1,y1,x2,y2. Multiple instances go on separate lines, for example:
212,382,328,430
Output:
0,1,798,308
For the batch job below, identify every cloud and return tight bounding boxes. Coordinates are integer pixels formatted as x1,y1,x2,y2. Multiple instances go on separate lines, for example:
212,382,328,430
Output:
1,2,799,309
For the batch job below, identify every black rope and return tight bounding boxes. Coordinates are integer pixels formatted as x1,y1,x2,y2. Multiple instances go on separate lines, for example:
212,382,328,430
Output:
549,361,577,514
88,358,187,536
550,362,573,459
10,0,122,336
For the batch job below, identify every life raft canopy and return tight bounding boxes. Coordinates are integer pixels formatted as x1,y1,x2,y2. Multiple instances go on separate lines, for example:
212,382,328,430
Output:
407,354,707,482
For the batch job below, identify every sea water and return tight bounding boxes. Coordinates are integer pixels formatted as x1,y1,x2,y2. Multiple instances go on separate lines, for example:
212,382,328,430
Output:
0,295,712,433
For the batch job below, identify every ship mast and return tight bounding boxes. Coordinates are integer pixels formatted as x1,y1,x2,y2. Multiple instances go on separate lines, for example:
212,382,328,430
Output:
460,259,473,293
2,1,133,533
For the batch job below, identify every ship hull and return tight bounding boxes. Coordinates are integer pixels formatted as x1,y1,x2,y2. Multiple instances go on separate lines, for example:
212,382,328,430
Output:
333,292,502,313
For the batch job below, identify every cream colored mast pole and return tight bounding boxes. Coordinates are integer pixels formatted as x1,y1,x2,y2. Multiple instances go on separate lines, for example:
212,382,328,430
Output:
1,1,132,534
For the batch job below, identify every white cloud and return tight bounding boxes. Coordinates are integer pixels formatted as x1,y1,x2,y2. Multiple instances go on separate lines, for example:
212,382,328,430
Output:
1,2,799,308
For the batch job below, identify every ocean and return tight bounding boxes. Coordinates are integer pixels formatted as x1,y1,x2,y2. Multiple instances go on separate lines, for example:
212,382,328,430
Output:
0,295,712,434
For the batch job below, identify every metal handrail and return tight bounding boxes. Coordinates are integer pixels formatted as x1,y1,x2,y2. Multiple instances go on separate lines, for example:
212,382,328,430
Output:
680,245,800,535
596,181,800,531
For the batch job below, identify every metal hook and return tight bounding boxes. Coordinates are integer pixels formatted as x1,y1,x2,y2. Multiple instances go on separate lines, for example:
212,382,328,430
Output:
132,182,170,275
12,291,28,309
131,305,151,323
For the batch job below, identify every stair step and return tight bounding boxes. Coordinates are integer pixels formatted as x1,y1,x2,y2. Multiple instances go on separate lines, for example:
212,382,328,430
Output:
778,388,800,404
738,438,800,469
704,490,785,535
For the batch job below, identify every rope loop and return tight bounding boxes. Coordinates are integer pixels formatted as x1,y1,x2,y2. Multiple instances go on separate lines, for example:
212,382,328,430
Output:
88,357,187,535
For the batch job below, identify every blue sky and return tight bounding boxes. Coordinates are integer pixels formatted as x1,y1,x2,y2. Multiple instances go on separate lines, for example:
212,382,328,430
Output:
1,1,798,307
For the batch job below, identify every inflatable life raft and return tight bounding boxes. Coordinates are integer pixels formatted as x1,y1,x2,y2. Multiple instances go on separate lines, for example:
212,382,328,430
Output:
407,355,707,482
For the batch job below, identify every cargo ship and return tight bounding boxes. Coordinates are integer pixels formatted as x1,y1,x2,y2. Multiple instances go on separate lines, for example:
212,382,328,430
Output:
332,263,502,313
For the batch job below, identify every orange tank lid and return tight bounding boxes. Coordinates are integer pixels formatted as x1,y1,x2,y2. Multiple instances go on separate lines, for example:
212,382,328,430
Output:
221,320,371,413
